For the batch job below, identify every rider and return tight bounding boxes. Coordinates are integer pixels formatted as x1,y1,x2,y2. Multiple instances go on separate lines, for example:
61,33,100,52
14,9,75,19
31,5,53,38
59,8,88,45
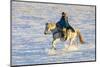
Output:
56,12,75,40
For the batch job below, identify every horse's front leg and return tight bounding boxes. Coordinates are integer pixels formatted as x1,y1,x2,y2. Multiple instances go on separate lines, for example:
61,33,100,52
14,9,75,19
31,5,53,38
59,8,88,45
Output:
51,39,57,50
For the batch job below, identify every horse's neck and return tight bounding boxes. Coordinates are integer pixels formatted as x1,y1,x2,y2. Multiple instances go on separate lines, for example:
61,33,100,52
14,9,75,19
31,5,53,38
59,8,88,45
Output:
51,27,58,33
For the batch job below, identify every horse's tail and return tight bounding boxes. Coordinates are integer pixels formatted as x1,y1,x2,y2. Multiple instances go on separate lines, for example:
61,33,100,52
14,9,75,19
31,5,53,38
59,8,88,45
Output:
77,29,84,44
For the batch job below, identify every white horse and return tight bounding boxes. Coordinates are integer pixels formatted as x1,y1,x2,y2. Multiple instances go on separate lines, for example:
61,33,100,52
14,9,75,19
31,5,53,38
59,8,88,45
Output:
44,23,84,50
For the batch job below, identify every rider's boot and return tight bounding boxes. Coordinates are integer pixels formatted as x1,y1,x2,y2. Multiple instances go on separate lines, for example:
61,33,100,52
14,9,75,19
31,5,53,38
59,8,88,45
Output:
63,28,67,40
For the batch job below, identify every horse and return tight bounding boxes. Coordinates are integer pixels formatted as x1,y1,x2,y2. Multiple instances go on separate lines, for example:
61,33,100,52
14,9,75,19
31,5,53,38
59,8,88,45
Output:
44,22,84,50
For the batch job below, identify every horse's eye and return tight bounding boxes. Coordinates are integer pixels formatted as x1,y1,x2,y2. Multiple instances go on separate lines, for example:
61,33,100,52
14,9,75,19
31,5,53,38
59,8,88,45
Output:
47,25,49,28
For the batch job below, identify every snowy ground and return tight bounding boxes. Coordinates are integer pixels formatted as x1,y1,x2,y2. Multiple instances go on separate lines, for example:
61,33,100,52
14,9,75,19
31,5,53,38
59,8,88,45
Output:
12,1,96,66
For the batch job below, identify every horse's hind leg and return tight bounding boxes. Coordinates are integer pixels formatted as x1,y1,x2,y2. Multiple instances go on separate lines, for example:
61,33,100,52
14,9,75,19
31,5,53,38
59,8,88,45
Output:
67,39,74,49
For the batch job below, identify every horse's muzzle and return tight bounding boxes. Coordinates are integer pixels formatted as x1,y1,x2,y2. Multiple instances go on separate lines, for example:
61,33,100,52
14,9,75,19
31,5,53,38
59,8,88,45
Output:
44,32,47,35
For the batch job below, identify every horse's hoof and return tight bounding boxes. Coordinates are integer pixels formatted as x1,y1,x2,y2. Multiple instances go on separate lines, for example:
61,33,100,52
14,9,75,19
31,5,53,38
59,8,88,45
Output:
54,48,56,50
51,48,56,50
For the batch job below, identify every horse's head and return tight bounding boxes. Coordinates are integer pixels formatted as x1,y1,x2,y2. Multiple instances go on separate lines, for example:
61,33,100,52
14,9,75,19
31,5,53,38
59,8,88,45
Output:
44,22,56,35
